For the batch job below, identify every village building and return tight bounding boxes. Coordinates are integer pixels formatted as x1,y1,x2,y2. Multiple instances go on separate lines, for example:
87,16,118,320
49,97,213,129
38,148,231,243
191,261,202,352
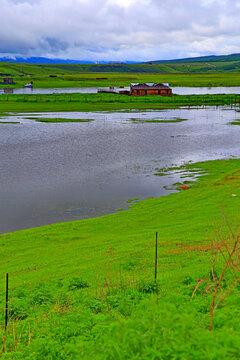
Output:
97,82,172,96
3,78,14,85
130,83,172,96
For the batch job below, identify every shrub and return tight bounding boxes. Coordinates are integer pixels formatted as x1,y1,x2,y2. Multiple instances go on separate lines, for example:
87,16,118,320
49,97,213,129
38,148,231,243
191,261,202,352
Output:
8,298,29,320
31,284,53,305
137,279,157,294
68,277,89,291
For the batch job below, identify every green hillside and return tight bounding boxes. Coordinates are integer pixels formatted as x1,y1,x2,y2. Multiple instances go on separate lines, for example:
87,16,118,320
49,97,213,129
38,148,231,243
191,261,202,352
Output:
154,53,240,63
1,55,240,80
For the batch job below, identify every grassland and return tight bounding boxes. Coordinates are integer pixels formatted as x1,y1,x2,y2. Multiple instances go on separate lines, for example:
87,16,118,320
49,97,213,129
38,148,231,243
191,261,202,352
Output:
1,159,240,359
1,61,240,88
230,119,240,125
0,92,240,114
0,121,19,124
2,72,240,88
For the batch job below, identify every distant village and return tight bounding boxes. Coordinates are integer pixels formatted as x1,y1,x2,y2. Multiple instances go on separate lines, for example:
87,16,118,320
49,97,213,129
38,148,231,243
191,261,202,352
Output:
0,73,15,85
0,72,172,96
0,73,34,88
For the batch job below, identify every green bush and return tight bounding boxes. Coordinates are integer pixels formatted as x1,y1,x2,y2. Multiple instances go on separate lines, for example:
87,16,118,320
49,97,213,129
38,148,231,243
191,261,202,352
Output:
68,277,89,291
137,279,157,294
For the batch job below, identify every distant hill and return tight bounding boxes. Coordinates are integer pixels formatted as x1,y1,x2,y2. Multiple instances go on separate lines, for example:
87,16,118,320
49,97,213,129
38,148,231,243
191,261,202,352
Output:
0,57,95,64
0,57,138,65
1,53,240,66
152,53,240,63
1,53,240,74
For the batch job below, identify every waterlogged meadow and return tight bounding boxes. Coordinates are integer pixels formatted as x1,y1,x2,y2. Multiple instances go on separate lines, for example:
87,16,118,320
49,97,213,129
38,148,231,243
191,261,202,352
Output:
1,79,240,357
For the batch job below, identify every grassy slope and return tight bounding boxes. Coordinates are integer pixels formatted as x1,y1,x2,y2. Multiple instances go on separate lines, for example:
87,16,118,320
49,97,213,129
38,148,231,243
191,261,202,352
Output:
1,159,240,358
2,58,240,74
158,53,240,63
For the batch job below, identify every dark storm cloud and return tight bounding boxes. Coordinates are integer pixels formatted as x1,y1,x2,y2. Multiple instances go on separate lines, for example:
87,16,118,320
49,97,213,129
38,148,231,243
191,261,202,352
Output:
0,0,240,60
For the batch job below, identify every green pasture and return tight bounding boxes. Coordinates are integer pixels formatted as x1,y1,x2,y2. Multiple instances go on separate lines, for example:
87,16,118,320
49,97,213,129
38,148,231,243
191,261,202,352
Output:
0,121,19,124
0,92,240,114
1,60,240,88
1,159,240,358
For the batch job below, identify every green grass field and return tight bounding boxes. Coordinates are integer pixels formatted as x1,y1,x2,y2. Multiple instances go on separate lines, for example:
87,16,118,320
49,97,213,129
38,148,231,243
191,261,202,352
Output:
0,92,240,114
1,159,240,359
1,61,240,88
25,117,92,123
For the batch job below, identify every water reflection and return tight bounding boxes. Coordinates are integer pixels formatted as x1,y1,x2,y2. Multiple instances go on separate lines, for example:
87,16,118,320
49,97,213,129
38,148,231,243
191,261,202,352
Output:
3,88,14,94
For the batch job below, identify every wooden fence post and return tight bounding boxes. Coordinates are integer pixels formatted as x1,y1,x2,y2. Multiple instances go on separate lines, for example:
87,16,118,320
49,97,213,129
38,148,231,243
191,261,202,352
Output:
5,273,9,332
155,232,158,282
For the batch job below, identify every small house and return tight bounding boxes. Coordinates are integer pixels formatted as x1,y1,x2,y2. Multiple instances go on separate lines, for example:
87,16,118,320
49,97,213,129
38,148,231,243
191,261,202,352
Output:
3,78,14,84
130,83,172,96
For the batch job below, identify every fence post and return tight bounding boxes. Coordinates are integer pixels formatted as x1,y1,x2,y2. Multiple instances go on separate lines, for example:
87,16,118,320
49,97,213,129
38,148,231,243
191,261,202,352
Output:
5,273,9,332
155,232,158,282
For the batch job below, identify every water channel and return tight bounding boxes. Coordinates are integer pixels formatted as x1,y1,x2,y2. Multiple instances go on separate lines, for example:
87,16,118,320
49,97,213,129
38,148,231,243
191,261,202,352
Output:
1,86,240,95
0,106,240,234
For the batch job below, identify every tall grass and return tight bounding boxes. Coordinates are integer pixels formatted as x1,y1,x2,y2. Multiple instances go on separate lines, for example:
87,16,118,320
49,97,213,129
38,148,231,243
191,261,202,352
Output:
191,213,240,331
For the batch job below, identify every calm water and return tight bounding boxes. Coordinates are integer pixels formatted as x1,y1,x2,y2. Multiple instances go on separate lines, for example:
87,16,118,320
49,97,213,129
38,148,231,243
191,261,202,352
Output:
1,86,240,95
1,106,240,234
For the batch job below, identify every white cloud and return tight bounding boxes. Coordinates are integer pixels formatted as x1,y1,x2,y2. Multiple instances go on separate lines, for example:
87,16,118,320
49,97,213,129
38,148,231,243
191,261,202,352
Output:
107,0,138,8
0,0,240,60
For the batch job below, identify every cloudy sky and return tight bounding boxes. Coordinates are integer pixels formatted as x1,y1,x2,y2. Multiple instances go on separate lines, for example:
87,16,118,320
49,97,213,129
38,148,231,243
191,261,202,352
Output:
1,0,240,61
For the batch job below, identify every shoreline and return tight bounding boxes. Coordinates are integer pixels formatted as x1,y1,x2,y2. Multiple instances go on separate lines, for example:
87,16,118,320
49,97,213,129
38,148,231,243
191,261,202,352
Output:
0,157,238,237
1,157,240,358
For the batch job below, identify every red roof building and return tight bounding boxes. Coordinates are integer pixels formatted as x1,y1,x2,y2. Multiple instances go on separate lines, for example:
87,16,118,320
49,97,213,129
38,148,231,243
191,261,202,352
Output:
130,83,172,96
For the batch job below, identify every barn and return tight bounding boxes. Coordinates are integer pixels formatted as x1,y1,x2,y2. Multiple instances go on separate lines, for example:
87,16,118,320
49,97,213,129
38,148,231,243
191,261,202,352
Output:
130,83,172,96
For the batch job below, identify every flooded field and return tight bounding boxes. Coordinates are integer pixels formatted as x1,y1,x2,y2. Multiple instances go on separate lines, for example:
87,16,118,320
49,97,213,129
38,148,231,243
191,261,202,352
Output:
1,106,240,233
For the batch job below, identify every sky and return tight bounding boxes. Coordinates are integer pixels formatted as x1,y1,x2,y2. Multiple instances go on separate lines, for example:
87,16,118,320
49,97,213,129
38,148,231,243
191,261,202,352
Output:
1,0,240,61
